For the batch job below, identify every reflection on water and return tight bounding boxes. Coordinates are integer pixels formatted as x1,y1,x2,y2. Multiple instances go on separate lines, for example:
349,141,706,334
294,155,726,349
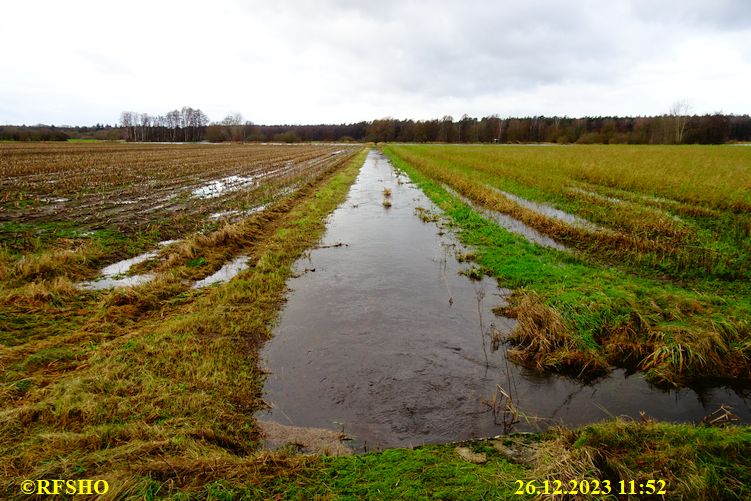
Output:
192,255,249,288
78,240,177,290
260,151,750,450
442,184,567,251
79,272,154,290
192,175,256,199
487,185,600,230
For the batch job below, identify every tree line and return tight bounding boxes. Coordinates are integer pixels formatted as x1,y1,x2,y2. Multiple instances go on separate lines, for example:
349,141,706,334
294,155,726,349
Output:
3,111,750,144
119,107,209,142
361,113,751,144
206,113,751,144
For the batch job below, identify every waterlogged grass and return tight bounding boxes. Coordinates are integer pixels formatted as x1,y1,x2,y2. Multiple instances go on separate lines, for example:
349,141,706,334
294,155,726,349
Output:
534,419,751,501
384,145,751,387
1,142,360,256
392,144,750,213
386,144,751,282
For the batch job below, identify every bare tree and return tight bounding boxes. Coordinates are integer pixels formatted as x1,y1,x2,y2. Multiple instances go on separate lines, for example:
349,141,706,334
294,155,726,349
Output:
166,110,180,142
669,99,692,144
221,112,244,141
119,111,139,141
138,113,151,142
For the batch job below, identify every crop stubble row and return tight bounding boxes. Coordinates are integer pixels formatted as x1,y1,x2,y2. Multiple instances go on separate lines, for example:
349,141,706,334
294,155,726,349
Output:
1,143,360,235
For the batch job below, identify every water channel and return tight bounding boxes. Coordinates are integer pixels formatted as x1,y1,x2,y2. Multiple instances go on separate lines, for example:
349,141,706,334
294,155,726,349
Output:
259,151,750,451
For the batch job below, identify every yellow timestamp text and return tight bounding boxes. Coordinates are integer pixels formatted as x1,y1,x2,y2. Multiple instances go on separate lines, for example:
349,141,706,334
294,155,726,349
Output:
514,479,667,496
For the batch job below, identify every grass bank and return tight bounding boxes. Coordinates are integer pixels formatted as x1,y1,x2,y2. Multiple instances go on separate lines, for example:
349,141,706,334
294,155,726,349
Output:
287,419,751,500
103,418,750,500
383,145,751,387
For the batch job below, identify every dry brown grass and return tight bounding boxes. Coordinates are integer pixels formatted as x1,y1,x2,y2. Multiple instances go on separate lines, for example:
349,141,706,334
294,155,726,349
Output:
530,418,751,500
501,291,748,386
503,292,608,378
12,248,96,283
0,147,368,498
0,277,78,308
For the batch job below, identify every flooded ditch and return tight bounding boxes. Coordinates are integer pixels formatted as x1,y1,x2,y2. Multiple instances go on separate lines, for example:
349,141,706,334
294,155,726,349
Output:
441,184,566,251
487,185,600,230
259,150,750,451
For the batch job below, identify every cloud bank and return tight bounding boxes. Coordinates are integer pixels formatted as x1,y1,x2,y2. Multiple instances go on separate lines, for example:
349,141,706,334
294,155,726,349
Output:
1,0,749,125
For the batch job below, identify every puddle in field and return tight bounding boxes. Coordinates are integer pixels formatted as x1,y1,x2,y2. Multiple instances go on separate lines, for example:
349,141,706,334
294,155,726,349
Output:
79,272,154,290
191,255,249,288
259,151,751,450
209,186,298,221
192,175,256,199
442,184,567,251
78,240,177,290
210,209,243,220
487,186,599,230
259,421,352,456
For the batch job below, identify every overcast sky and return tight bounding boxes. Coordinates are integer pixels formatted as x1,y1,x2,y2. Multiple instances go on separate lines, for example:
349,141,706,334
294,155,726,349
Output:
2,0,750,126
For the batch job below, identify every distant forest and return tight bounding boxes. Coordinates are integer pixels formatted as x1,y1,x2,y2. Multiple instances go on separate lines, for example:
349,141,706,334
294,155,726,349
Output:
2,108,750,144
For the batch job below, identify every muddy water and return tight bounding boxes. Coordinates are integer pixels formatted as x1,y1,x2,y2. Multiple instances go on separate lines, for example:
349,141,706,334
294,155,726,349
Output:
79,250,158,290
259,151,750,450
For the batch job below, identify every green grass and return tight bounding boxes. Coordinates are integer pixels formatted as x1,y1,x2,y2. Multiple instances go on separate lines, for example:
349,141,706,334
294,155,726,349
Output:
0,220,166,265
384,145,751,386
186,256,207,267
196,444,527,500
385,144,751,282
534,419,751,501
124,420,751,500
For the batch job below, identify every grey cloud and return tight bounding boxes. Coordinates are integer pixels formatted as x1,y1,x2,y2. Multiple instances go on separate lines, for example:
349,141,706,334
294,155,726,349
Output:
2,0,749,124
629,0,751,30
300,2,645,97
